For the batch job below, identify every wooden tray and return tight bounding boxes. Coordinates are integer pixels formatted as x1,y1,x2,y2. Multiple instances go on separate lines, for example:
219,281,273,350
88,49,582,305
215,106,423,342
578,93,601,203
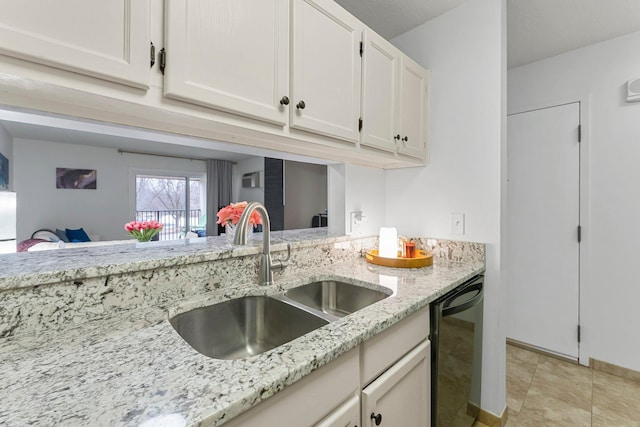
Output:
365,249,433,268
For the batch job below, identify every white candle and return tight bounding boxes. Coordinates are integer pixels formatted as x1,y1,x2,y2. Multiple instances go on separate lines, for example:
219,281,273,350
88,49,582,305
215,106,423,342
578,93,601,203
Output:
379,227,398,258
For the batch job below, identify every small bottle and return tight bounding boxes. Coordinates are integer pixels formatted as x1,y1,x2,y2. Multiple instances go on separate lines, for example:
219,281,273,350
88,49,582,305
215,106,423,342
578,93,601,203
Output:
405,241,416,258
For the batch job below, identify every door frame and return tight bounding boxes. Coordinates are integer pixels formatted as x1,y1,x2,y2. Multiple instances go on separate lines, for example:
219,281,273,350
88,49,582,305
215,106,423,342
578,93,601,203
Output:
507,94,591,366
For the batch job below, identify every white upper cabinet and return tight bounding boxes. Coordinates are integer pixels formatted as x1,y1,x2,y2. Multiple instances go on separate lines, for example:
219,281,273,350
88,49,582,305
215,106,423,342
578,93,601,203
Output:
398,56,429,159
0,0,150,89
164,0,290,126
360,29,400,153
290,0,364,143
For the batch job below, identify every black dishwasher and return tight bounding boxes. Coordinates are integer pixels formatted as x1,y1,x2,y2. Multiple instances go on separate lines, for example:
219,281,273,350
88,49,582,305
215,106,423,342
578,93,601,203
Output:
430,275,484,426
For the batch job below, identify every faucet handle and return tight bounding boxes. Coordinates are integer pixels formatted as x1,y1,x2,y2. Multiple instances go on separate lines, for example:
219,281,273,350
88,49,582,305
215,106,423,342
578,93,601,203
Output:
271,243,291,271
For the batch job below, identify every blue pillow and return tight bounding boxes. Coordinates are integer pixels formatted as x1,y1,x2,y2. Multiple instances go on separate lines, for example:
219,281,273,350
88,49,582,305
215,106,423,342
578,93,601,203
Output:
55,228,70,243
66,227,91,242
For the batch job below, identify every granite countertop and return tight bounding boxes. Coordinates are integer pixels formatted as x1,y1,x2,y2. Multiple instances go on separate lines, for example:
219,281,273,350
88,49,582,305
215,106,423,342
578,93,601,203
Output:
0,238,484,426
0,229,353,290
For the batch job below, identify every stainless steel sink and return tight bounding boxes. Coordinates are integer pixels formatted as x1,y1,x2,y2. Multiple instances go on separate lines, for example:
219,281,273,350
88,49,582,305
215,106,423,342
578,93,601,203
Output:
283,280,390,318
170,296,328,360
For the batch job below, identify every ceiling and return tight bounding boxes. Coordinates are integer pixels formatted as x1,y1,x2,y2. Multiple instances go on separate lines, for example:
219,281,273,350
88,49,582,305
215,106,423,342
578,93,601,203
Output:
3,0,640,151
335,0,640,68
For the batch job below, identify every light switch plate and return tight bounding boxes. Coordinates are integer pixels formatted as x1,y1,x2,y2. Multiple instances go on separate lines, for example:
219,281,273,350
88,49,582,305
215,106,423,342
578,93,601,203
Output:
449,213,465,235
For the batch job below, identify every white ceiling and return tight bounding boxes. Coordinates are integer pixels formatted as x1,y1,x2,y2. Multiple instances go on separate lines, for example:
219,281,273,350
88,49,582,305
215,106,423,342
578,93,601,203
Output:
3,0,640,149
335,0,640,68
507,0,640,68
334,0,467,39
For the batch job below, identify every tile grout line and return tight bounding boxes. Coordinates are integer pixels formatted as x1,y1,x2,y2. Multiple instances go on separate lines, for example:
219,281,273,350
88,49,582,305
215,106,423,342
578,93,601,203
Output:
517,352,543,426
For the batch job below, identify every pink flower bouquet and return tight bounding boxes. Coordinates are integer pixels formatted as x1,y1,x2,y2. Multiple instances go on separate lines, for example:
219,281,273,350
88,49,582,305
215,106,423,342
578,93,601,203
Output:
216,201,262,226
125,220,163,242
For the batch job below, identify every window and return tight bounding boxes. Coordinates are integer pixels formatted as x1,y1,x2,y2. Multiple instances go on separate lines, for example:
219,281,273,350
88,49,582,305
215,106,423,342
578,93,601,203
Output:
135,174,206,240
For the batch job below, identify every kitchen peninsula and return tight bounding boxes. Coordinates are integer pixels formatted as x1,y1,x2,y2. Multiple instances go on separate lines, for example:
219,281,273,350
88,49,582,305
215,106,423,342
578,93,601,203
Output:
0,229,484,426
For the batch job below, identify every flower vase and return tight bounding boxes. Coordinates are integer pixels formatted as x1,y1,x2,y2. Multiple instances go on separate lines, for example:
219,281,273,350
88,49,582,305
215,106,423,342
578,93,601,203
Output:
225,223,253,243
225,223,236,243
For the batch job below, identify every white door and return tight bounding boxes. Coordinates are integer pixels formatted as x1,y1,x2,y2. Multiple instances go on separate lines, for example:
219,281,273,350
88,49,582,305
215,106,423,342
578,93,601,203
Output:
0,0,150,89
506,102,580,359
164,0,289,125
397,56,428,159
362,340,430,427
290,0,363,143
360,28,400,153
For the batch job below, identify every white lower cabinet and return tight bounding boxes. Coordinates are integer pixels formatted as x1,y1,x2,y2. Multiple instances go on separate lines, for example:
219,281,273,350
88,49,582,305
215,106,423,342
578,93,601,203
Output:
223,347,359,427
224,307,430,426
315,395,360,427
362,341,430,427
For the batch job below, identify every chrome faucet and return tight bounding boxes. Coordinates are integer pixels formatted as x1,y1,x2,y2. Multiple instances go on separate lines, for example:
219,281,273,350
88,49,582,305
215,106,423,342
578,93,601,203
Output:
233,202,290,286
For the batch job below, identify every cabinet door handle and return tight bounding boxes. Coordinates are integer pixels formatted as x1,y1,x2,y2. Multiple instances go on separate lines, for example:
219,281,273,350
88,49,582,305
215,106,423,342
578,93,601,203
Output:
296,100,306,109
279,96,290,106
394,134,401,141
402,136,409,142
370,412,382,425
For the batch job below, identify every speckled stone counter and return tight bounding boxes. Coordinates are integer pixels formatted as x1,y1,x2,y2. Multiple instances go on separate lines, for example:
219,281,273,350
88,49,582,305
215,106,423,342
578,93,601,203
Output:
0,229,355,290
0,230,484,426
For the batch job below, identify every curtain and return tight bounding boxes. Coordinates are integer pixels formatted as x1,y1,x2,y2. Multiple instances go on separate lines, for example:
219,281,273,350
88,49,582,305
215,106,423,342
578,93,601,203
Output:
206,159,233,236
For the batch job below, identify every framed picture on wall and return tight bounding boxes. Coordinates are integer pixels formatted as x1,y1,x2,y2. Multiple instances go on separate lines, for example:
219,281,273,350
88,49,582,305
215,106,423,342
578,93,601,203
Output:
56,168,97,189
0,152,8,190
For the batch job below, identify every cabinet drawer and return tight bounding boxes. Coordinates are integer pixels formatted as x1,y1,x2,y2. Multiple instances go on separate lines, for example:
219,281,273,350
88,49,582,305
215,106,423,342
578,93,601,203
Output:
361,306,429,386
224,348,359,427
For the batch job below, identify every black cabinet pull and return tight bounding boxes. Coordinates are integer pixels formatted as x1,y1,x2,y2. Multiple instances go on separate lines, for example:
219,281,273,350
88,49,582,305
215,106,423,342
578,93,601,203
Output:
394,134,401,141
402,136,409,142
370,412,382,425
279,96,289,106
296,100,306,109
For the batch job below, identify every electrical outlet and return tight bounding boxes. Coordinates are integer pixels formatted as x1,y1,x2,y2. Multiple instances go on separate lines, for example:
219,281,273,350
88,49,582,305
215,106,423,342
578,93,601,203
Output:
449,213,465,235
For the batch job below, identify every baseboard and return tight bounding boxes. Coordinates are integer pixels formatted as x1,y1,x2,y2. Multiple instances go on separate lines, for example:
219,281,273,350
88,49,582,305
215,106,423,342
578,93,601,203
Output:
506,338,578,365
507,339,640,383
467,401,508,427
590,358,640,383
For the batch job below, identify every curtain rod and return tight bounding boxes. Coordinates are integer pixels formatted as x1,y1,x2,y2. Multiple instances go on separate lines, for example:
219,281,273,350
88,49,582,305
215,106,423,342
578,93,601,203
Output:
117,149,237,164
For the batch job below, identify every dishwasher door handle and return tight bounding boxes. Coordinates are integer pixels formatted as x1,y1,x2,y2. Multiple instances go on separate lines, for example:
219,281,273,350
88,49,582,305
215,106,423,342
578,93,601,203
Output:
442,276,484,317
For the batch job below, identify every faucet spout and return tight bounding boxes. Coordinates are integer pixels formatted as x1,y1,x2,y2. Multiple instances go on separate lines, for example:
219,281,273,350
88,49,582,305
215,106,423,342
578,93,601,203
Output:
233,202,274,286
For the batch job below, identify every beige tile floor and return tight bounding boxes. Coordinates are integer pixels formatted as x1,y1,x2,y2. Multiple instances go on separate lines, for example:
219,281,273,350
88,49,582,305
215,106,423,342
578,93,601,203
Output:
503,344,640,426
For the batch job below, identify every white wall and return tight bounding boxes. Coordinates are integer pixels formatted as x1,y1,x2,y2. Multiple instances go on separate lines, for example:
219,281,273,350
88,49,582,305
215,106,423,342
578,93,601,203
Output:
233,156,264,204
389,0,506,416
509,31,640,372
0,124,13,191
284,160,327,230
13,138,206,241
344,163,386,236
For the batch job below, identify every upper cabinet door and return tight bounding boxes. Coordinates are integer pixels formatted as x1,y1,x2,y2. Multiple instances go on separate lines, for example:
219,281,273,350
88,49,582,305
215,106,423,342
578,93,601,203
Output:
398,56,429,159
291,0,363,143
360,29,400,153
0,0,150,89
164,0,289,126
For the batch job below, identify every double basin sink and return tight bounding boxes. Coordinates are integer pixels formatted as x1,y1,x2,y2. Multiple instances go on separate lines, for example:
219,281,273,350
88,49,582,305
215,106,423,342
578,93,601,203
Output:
170,281,390,360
